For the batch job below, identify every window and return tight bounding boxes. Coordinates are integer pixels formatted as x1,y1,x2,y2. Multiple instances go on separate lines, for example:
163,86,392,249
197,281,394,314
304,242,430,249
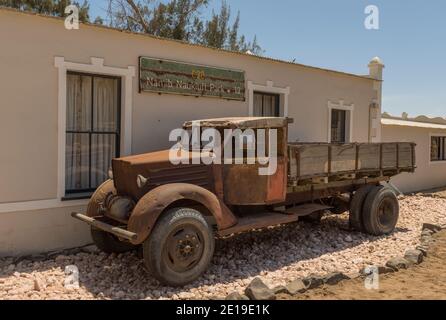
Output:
431,136,446,162
331,109,347,143
65,72,121,196
253,92,280,117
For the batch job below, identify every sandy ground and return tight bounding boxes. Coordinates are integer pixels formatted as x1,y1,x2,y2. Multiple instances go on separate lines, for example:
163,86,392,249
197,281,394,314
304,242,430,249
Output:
279,229,446,300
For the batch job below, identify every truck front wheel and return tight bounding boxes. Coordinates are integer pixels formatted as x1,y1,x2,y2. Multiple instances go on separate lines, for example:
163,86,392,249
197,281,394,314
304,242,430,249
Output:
362,186,399,236
143,207,215,287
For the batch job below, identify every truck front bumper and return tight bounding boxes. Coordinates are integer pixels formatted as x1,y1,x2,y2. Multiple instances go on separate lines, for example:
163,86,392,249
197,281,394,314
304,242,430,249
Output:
71,212,138,242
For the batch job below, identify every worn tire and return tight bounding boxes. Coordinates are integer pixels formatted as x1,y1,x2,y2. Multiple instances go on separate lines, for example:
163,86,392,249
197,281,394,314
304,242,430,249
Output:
91,227,136,254
362,186,399,236
143,207,215,287
349,185,374,231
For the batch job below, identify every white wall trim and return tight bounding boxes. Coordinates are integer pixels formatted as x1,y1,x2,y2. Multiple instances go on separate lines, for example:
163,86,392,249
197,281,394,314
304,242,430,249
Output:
247,80,290,117
327,100,354,143
0,199,89,214
54,57,135,200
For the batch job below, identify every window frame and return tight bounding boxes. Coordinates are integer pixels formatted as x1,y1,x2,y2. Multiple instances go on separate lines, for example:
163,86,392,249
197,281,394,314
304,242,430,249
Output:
330,109,347,143
430,134,446,163
327,100,354,143
65,71,122,197
253,91,281,117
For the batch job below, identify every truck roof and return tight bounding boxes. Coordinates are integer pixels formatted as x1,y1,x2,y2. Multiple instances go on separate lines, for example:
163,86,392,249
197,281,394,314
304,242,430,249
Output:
183,117,293,129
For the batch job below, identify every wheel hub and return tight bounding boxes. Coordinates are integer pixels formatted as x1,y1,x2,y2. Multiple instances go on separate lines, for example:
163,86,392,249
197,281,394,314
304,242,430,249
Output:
164,225,205,273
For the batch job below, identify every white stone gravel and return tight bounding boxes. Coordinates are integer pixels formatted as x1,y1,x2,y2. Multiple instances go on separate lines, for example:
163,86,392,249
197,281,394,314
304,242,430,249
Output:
1,194,445,300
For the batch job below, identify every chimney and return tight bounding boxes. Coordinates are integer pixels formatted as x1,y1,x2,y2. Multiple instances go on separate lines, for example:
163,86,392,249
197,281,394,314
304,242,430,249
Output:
368,57,385,80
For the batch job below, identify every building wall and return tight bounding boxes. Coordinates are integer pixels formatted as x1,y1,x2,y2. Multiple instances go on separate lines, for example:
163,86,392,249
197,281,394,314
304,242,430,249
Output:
382,124,446,193
0,9,379,256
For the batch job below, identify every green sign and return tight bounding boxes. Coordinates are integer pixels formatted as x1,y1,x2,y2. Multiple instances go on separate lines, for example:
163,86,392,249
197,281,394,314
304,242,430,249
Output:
139,57,245,101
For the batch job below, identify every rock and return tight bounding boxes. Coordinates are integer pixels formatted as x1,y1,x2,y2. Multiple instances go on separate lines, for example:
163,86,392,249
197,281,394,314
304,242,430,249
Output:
245,278,276,300
226,292,249,300
378,266,395,274
285,279,307,295
404,250,424,264
6,264,15,272
421,229,434,237
422,223,442,233
272,285,288,295
302,275,324,289
416,245,429,257
33,278,44,291
323,272,350,285
386,257,411,271
344,235,353,243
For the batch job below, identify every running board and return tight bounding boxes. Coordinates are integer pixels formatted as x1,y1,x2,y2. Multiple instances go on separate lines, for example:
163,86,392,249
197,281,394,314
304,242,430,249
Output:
218,212,299,237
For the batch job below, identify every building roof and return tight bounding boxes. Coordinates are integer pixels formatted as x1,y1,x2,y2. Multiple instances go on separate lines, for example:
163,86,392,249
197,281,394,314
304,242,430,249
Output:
0,6,376,82
183,117,293,129
382,113,446,130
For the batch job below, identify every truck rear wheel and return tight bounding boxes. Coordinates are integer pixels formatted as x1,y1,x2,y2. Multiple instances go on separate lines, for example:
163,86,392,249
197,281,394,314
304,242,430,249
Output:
143,207,215,287
362,185,399,236
91,227,136,254
349,185,374,231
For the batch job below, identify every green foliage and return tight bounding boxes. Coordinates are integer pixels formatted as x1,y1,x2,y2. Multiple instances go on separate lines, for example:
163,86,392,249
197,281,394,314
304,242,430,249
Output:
108,0,263,55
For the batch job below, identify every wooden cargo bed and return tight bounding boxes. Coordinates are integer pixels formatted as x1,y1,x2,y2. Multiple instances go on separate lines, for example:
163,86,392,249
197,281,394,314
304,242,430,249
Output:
287,142,416,187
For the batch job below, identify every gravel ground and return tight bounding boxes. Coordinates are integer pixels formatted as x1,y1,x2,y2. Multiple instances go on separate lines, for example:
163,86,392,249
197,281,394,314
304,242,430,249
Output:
279,229,446,300
1,194,446,300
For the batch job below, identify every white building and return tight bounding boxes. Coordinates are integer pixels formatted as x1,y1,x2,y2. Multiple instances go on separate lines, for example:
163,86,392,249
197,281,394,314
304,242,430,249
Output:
382,113,446,194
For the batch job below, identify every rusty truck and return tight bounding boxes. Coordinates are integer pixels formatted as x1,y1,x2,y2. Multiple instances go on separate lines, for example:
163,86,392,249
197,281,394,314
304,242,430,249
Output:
72,117,416,286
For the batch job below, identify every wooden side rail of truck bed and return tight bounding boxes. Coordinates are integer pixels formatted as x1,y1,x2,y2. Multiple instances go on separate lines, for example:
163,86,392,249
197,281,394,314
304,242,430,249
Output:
287,142,416,188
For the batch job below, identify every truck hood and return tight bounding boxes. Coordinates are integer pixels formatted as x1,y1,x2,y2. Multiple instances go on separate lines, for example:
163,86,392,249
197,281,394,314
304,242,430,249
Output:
111,150,212,200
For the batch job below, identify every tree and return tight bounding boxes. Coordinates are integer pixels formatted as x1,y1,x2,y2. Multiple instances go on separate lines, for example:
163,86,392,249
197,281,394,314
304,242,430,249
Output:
0,0,90,22
107,0,262,55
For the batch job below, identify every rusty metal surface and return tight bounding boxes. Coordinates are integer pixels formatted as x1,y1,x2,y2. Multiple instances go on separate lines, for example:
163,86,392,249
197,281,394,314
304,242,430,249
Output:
223,158,287,205
218,211,299,237
112,150,213,201
86,179,116,217
128,183,237,244
72,212,137,241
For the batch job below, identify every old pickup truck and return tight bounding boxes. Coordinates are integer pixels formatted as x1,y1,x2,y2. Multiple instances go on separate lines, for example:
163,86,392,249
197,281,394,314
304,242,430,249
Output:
72,117,416,286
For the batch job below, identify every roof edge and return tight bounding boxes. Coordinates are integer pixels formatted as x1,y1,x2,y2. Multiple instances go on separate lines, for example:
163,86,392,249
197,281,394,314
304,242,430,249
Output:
0,6,377,82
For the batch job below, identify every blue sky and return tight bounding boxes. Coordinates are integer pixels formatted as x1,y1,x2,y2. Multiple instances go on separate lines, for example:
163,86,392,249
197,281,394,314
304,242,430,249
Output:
90,0,446,118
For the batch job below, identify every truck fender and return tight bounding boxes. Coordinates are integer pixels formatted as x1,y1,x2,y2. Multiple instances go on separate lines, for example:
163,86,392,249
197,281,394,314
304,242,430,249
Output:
86,179,116,217
127,183,238,244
